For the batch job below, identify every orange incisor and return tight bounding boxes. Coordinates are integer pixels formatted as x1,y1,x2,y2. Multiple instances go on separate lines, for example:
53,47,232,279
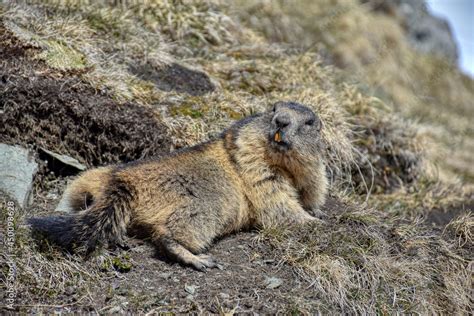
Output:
274,131,282,142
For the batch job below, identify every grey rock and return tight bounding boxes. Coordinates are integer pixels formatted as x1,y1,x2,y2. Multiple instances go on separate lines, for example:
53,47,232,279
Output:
184,284,197,295
403,1,458,62
40,147,86,171
264,276,283,289
43,149,87,213
159,272,173,279
0,144,38,208
64,286,76,296
106,305,123,314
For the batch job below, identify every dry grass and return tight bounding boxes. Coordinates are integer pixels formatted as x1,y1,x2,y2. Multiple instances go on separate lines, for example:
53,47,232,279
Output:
258,201,471,314
0,195,94,306
366,178,471,219
341,85,424,194
445,212,474,248
3,1,171,103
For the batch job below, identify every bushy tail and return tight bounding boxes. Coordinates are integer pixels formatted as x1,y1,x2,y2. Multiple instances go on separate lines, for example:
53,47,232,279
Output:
28,215,80,249
29,168,132,253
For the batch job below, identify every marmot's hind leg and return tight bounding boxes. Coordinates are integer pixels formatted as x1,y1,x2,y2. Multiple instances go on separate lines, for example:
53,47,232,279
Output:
158,237,219,271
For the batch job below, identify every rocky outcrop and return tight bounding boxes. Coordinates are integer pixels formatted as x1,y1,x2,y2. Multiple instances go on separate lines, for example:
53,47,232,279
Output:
367,0,459,63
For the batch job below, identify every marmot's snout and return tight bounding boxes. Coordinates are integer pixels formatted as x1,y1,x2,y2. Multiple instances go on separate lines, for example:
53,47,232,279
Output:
269,101,323,154
269,111,321,151
269,113,293,150
270,113,293,150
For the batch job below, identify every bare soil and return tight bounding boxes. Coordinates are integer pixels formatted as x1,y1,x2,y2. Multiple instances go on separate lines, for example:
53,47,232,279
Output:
425,200,474,226
130,62,215,96
70,233,317,314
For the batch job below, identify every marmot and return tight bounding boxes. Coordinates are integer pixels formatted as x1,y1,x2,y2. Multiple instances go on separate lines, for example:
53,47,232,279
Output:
30,101,328,270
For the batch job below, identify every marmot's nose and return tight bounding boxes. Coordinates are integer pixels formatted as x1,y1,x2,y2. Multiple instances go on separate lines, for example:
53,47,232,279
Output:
275,116,290,129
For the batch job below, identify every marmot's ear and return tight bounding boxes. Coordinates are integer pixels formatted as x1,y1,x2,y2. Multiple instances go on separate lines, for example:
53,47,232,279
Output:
272,101,284,112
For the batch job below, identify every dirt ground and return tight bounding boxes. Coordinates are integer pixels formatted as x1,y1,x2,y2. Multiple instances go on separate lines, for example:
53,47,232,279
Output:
35,233,318,314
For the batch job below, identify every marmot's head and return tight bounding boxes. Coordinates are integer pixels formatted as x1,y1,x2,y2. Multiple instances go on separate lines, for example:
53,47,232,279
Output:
268,101,323,159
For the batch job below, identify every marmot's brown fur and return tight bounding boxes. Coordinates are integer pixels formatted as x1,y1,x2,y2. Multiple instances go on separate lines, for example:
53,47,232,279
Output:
30,101,328,270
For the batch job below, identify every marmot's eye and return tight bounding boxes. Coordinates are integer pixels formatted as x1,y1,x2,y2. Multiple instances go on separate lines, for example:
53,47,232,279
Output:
305,119,315,126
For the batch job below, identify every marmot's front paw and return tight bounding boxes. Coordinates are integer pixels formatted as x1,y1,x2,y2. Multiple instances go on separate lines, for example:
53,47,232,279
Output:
294,211,322,224
306,208,327,220
192,254,223,271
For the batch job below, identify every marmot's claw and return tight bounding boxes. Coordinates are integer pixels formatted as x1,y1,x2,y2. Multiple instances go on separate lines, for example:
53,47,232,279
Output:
198,254,221,269
192,262,207,272
310,208,327,219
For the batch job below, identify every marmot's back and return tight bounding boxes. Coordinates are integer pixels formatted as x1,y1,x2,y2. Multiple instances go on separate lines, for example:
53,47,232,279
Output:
113,141,251,245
